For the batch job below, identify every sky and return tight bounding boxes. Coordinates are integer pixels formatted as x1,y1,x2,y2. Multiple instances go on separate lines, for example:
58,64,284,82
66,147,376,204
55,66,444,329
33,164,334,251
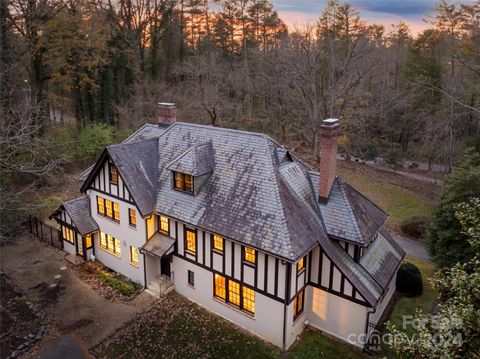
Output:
271,0,470,35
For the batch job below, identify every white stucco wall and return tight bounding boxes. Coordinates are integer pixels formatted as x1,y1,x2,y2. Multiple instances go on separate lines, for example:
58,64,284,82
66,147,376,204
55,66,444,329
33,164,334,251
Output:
63,239,76,256
88,189,146,285
172,255,286,347
306,286,368,348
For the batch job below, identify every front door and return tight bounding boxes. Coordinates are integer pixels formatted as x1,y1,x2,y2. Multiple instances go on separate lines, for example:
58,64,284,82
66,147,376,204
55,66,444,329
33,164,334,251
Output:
160,255,171,277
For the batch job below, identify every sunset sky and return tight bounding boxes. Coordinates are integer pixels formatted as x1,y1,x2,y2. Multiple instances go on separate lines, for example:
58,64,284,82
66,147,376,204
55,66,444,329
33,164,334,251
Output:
270,0,472,35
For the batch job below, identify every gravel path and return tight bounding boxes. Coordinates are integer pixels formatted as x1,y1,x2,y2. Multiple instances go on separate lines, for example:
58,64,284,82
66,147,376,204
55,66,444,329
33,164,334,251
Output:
391,233,431,260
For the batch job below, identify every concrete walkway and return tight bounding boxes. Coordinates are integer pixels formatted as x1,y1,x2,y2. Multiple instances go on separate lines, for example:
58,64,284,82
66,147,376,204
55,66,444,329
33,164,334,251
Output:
0,233,155,357
391,233,430,260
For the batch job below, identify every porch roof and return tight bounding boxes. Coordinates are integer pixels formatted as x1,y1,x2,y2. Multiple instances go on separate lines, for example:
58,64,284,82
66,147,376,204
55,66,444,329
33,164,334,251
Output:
142,232,175,257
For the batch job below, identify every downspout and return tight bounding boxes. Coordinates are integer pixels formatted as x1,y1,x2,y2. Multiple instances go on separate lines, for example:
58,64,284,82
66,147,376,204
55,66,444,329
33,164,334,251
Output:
282,262,292,351
364,307,376,353
142,251,147,289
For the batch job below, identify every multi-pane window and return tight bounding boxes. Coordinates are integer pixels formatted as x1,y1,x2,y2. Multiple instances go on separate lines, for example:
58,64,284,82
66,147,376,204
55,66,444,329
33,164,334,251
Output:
228,280,241,306
213,235,224,253
173,172,194,193
244,247,256,265
85,234,93,249
214,274,226,299
242,287,255,314
61,225,74,243
110,164,118,184
185,228,196,254
159,215,169,234
213,274,255,315
130,246,139,266
129,209,136,227
100,231,121,257
293,289,305,320
297,256,305,274
97,196,120,222
188,270,195,286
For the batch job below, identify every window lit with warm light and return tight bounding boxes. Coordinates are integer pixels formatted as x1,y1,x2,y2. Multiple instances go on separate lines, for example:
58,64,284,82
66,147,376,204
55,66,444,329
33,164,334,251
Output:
297,257,305,273
242,287,255,314
130,246,139,266
244,247,256,265
110,164,118,184
159,215,169,234
213,235,223,253
61,225,74,243
228,280,240,306
185,228,196,254
100,231,121,257
97,196,105,215
106,199,113,218
174,172,194,193
97,196,120,223
129,209,136,227
113,202,120,221
293,289,305,320
214,274,226,299
85,234,92,249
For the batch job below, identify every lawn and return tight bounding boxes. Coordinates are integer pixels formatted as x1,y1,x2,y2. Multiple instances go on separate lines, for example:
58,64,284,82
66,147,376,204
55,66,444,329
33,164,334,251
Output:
388,257,437,336
338,170,435,226
95,293,280,359
281,329,369,359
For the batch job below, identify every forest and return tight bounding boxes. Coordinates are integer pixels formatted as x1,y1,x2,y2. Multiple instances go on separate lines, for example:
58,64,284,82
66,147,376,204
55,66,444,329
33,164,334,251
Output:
1,0,480,232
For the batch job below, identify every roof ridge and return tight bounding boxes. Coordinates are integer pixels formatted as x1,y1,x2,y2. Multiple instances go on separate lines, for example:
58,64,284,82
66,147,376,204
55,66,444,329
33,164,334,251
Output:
337,177,363,243
174,122,272,141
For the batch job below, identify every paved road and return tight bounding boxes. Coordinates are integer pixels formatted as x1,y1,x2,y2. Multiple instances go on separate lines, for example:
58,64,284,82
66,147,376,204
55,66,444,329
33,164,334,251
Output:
391,233,430,260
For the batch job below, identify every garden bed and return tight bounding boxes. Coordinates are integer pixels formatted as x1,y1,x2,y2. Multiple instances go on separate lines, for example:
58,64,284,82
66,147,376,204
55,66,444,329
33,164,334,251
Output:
72,261,142,303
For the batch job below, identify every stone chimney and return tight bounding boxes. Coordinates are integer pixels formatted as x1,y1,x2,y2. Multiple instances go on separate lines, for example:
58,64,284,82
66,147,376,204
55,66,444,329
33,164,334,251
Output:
319,118,340,203
157,102,176,126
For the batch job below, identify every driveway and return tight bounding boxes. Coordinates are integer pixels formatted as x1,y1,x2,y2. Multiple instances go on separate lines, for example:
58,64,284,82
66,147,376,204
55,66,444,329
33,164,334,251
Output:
0,233,155,357
390,233,430,260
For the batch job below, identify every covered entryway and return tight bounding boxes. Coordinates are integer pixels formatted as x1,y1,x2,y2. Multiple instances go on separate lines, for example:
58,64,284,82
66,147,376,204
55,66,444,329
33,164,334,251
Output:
141,232,175,298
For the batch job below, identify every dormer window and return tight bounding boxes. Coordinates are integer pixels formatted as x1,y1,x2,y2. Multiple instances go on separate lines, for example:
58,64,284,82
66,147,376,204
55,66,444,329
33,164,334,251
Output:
173,172,194,193
110,164,118,185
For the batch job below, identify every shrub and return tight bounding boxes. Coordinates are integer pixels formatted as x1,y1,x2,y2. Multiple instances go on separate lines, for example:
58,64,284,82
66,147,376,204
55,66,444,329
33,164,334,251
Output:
73,124,113,161
400,216,431,239
95,270,141,296
396,262,423,297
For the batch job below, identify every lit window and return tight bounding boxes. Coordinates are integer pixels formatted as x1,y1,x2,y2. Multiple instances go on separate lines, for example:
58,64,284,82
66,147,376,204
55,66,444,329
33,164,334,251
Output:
213,235,223,253
293,289,305,320
228,280,240,306
242,287,255,314
85,235,93,249
110,164,118,184
188,270,194,286
130,246,139,266
97,196,105,215
297,257,305,273
61,225,74,243
113,202,120,221
100,231,121,257
105,200,113,218
129,209,136,227
100,232,107,248
214,274,226,299
159,215,169,234
173,172,194,193
244,247,256,265
185,228,196,254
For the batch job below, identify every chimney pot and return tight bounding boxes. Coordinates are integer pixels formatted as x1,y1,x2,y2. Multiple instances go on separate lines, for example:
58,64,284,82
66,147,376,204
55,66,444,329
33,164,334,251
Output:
319,118,340,202
157,102,176,126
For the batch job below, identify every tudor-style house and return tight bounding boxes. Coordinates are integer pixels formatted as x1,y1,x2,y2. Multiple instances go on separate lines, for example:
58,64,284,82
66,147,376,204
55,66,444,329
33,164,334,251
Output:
51,103,404,350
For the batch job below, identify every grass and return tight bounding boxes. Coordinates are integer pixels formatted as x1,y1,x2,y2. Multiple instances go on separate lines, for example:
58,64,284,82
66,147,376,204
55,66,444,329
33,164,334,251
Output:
388,256,437,336
281,329,369,359
96,293,280,359
338,170,435,225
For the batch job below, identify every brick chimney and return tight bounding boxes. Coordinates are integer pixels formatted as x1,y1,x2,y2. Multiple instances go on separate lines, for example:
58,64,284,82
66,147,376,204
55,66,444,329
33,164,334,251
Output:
157,102,176,126
319,118,340,203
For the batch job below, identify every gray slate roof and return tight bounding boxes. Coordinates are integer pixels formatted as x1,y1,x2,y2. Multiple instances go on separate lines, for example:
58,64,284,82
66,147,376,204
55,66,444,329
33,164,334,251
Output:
77,124,166,181
62,197,99,236
167,141,215,176
311,176,388,246
107,138,159,217
360,230,405,288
